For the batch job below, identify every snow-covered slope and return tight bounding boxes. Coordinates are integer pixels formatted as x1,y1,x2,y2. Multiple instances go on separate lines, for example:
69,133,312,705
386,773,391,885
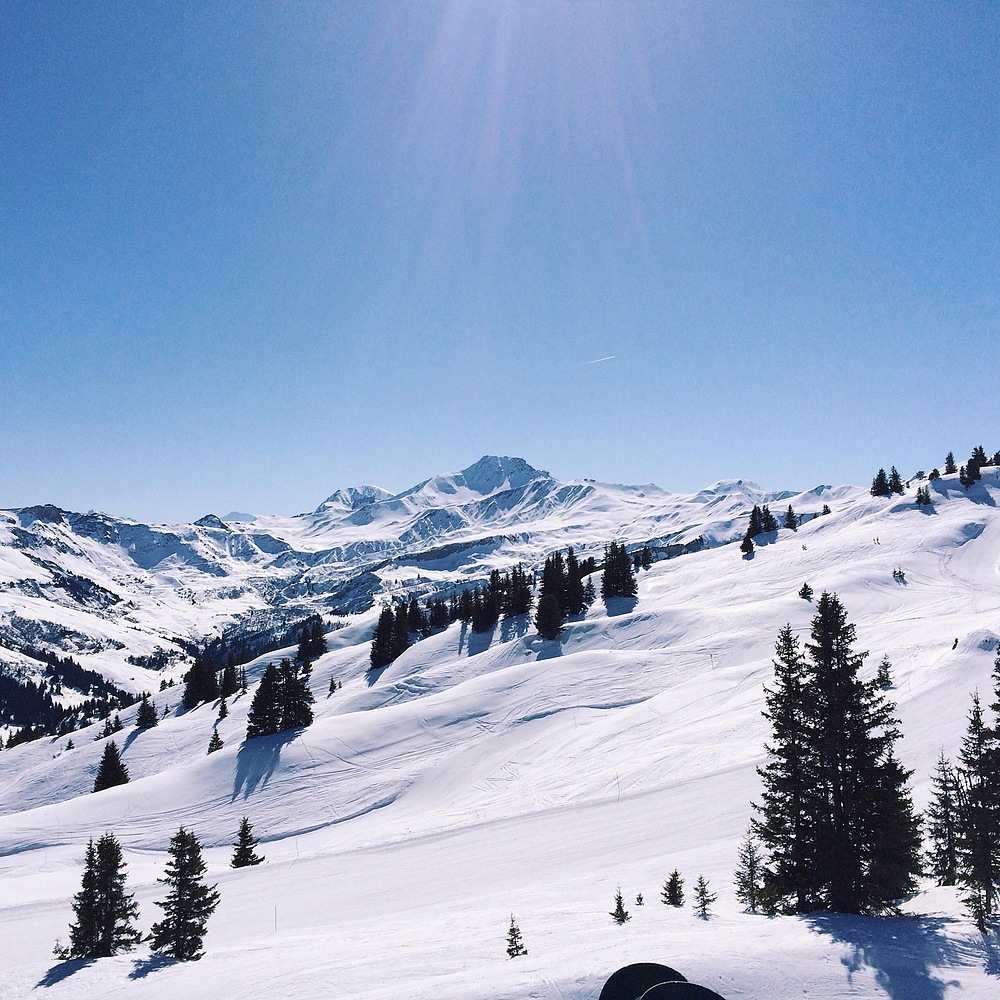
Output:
1,464,999,998
0,456,825,703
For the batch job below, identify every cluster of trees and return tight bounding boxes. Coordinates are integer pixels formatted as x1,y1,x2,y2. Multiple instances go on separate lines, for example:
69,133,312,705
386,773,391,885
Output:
295,615,328,670
871,467,905,497
925,651,1000,930
1,646,136,747
245,659,314,739
369,603,418,670
535,548,597,640
600,541,637,601
740,503,809,557
753,594,922,915
59,827,218,962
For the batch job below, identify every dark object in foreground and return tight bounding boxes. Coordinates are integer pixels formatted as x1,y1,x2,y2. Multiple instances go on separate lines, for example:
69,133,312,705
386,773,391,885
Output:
598,963,687,1000
638,984,727,999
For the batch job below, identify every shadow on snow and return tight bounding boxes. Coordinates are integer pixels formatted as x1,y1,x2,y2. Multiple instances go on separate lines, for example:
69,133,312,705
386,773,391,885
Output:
806,912,966,1000
37,958,95,987
231,731,299,802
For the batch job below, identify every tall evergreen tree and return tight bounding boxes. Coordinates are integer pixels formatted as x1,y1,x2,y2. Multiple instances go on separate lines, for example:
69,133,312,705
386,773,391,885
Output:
925,752,960,886
506,563,533,617
93,740,129,793
278,658,314,730
369,606,396,670
230,817,264,868
245,663,281,740
534,595,564,640
563,548,586,616
783,505,798,530
67,833,141,958
207,729,223,754
755,597,921,914
955,693,1000,929
945,451,957,474
888,466,904,494
748,505,764,537
219,655,239,699
760,505,779,533
391,603,411,660
754,625,815,912
151,827,220,961
135,693,158,730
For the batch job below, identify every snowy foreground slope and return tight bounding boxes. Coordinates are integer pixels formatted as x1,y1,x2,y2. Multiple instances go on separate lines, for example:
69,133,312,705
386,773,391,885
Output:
2,468,1000,998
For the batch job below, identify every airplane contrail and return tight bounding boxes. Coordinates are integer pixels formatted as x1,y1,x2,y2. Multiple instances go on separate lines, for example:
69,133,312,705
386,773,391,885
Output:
583,355,616,365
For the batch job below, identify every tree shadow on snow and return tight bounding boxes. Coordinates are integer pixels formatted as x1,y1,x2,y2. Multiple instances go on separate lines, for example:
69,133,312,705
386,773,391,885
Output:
499,615,530,643
231,732,298,802
982,932,1000,977
806,912,964,1000
121,728,142,752
466,625,496,657
536,636,565,661
603,596,638,618
37,958,95,987
129,955,178,979
365,665,386,687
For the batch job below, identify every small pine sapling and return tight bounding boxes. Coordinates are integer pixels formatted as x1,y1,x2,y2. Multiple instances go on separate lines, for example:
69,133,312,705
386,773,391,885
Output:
506,914,527,957
693,875,716,919
876,655,893,690
207,729,224,754
636,892,644,906
610,886,630,924
798,583,813,601
740,532,754,557
662,870,684,906
230,816,264,868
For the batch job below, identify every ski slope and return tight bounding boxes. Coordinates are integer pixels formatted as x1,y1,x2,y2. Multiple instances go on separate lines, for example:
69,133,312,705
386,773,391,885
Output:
1,467,1000,998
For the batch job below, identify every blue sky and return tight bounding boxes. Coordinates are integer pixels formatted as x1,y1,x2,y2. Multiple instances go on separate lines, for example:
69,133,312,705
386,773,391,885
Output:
2,1,997,523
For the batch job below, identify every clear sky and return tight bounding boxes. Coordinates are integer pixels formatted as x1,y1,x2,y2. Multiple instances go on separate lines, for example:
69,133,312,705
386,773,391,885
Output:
2,1,997,523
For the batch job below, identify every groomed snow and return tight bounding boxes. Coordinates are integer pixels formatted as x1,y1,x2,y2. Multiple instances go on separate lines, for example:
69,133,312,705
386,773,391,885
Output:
2,468,1000,998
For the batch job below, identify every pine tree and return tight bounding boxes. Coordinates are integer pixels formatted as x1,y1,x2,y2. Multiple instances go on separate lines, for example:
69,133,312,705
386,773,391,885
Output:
876,655,894,690
662,870,684,906
230,817,264,868
534,595,564,640
735,826,765,913
926,752,960,886
693,876,716,919
93,740,129,793
506,563,533,617
954,693,1000,930
610,886,630,923
945,451,957,475
748,505,764,537
871,469,890,497
888,466,904,494
505,914,527,957
784,505,798,530
600,541,637,600
369,606,396,670
245,663,281,740
279,658,314,730
916,485,933,506
182,656,219,710
798,583,813,601
135,693,158,729
150,828,220,961
219,656,239,698
756,599,922,914
740,531,754,557
760,505,779,533
390,603,411,660
582,577,597,608
754,624,815,913
822,504,832,515
218,695,228,720
564,548,586,615
67,833,141,958
207,729,223,754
